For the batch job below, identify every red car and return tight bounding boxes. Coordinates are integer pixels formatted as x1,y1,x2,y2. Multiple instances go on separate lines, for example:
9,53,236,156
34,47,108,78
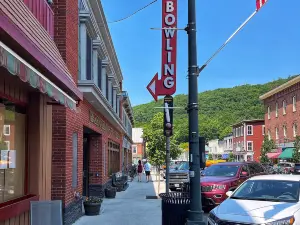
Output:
201,161,266,208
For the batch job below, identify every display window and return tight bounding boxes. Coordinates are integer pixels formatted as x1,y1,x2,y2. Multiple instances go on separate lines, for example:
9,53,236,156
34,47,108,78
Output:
0,99,26,203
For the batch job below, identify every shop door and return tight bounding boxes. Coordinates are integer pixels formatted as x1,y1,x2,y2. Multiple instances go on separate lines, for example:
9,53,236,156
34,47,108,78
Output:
83,135,89,196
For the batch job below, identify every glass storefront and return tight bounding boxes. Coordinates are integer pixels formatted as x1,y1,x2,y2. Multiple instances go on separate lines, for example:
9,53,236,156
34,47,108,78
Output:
108,141,120,175
0,99,26,203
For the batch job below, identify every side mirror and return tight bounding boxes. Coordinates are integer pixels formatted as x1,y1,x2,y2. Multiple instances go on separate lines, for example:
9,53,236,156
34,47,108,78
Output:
240,171,248,177
226,191,233,197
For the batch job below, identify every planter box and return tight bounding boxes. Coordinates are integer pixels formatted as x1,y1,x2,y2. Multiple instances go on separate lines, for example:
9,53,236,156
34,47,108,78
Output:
105,188,116,199
83,202,101,216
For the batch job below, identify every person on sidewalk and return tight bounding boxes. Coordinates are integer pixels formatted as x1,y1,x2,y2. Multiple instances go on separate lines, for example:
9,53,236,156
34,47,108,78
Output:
144,160,151,182
137,160,143,182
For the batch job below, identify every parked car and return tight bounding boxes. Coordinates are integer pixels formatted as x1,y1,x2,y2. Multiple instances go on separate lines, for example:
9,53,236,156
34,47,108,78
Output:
293,163,300,175
277,162,295,173
201,161,266,208
169,161,190,191
208,174,300,224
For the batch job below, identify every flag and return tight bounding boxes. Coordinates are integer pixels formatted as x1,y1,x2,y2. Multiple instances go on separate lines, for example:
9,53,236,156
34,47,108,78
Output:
256,0,268,11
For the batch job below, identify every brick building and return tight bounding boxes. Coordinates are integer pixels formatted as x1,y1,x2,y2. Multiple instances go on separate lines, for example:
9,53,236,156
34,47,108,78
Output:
0,0,82,224
260,76,300,154
232,120,265,162
51,0,134,224
132,128,145,164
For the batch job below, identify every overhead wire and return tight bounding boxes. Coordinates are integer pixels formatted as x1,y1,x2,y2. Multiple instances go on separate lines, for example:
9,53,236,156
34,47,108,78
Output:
108,0,158,24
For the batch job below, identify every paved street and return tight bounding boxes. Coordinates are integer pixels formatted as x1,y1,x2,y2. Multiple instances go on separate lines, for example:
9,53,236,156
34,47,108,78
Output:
73,174,207,225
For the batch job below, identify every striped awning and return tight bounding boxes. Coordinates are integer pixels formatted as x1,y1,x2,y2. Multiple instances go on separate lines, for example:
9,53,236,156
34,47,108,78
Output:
0,41,77,110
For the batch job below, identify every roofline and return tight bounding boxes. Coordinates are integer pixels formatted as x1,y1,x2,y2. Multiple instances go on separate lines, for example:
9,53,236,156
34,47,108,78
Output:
259,75,300,100
232,119,264,127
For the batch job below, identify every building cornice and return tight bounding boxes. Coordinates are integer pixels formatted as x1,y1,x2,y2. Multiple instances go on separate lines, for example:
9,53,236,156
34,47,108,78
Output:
259,76,300,100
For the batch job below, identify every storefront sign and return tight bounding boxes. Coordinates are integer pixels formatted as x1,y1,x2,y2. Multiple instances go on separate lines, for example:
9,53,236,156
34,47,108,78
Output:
147,0,177,101
89,111,121,140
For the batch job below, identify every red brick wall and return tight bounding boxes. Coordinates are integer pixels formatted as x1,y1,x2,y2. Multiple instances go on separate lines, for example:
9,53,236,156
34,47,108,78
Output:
89,135,102,184
263,82,300,143
52,100,122,206
52,0,79,82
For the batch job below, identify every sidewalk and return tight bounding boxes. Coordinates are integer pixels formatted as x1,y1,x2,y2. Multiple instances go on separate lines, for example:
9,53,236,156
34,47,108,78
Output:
73,174,165,225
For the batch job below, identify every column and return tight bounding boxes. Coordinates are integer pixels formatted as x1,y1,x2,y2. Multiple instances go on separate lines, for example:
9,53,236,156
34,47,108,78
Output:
92,39,101,85
116,94,121,117
101,59,108,96
108,76,113,105
112,86,117,113
79,11,90,80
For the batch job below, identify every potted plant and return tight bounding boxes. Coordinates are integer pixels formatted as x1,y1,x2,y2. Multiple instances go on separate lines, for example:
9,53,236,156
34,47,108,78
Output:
105,186,117,199
83,196,103,216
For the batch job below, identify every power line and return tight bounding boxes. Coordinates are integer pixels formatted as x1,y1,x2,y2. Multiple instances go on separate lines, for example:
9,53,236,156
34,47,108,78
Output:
108,0,157,24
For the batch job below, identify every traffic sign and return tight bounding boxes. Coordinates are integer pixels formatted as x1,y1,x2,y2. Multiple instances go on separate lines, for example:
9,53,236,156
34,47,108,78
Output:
147,0,178,101
164,95,173,136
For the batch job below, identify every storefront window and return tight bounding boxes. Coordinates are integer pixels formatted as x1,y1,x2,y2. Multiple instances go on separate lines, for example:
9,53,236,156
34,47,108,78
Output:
108,141,120,175
0,100,26,203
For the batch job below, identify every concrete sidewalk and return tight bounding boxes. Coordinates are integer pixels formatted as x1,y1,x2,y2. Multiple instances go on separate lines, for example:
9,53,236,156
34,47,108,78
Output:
73,174,165,225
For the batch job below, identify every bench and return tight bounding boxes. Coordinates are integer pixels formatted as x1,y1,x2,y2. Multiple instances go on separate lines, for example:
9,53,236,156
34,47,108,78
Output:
112,172,128,192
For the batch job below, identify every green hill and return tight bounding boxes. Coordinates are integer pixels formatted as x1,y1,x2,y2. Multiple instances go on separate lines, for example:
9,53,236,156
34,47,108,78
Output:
133,76,297,143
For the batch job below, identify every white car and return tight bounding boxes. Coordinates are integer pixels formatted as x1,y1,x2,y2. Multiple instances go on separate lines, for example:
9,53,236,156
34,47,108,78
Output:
208,175,300,225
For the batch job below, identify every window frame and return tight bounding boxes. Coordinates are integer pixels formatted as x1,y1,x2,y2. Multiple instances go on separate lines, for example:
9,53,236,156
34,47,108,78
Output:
293,96,297,112
283,100,287,115
267,106,271,119
275,102,278,118
283,125,287,138
247,141,253,151
3,125,10,136
132,145,137,154
247,125,253,135
293,123,298,138
275,127,279,140
262,125,265,136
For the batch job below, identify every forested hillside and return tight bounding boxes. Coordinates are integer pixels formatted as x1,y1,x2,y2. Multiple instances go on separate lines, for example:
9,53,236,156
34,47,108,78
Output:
133,76,297,143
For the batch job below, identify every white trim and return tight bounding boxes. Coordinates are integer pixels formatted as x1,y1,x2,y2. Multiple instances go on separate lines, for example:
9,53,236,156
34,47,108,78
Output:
247,141,253,151
275,127,279,140
275,102,278,118
283,100,287,115
247,125,253,135
293,123,297,138
3,125,10,136
0,41,77,106
293,95,297,112
262,125,265,136
267,106,271,120
283,125,287,138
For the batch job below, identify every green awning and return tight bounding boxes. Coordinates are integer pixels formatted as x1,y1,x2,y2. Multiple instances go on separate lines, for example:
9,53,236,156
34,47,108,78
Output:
278,148,295,159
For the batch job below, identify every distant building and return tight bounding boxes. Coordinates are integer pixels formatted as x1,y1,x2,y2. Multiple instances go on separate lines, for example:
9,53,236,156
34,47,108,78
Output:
207,139,225,159
132,128,145,164
232,119,265,162
260,76,300,148
223,134,233,153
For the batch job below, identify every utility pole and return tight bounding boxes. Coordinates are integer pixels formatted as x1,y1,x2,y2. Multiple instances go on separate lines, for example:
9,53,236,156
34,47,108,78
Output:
165,136,170,193
186,0,205,224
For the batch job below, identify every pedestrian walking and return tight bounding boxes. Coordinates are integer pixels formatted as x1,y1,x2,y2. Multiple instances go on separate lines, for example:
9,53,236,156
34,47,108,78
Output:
137,160,143,182
144,160,151,182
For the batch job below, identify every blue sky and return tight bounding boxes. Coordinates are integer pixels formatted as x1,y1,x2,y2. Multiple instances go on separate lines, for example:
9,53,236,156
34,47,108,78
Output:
101,0,300,106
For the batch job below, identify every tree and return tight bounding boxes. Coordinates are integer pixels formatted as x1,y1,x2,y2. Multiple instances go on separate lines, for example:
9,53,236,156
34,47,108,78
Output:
143,112,183,167
208,154,213,160
260,136,276,163
228,152,235,162
292,136,300,163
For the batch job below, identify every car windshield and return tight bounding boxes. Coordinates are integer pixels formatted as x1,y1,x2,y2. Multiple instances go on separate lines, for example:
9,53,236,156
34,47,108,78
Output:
177,162,189,170
231,179,300,203
202,165,239,177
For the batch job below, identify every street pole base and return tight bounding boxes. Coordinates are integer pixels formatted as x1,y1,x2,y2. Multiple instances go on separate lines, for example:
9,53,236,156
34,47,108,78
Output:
186,210,206,225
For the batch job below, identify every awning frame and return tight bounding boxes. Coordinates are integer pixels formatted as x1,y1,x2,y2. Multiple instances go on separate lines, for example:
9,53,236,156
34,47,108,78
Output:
0,41,77,110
